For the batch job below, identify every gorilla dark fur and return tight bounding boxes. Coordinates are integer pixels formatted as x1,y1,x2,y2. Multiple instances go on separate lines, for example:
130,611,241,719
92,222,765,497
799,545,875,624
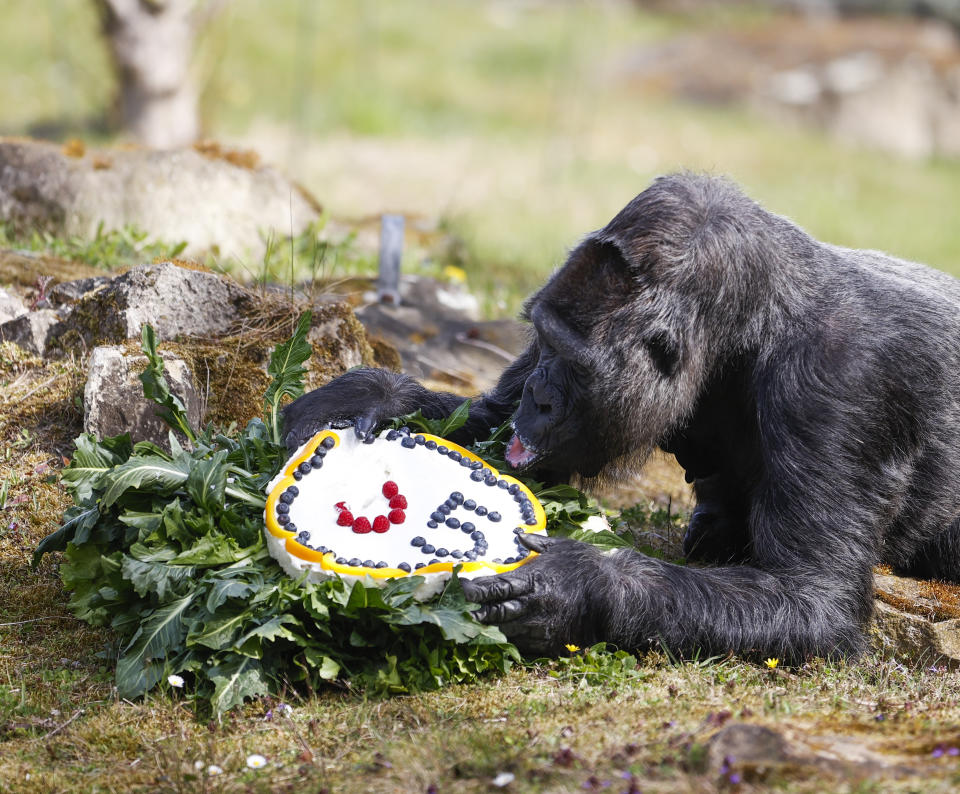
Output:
282,173,960,661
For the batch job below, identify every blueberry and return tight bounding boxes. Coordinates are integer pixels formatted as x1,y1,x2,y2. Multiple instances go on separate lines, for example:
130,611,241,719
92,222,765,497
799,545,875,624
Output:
425,439,437,450
464,550,477,560
431,511,445,523
318,546,329,554
293,470,303,481
515,494,525,503
475,506,488,517
280,492,295,504
401,437,416,448
446,517,460,529
488,512,502,522
427,520,439,529
276,502,290,514
508,484,520,495
299,462,312,475
286,486,299,497
363,434,375,444
336,557,347,564
310,455,324,468
439,504,451,515
437,445,449,455
398,562,412,572
448,451,462,461
287,523,297,533
461,522,476,533
492,558,503,564
411,536,426,547
460,458,473,467
399,426,410,434
503,557,516,565
451,550,463,559
321,437,336,449
363,559,375,568
471,460,483,470
415,435,426,445
348,558,362,567
444,499,456,509
463,499,477,510
436,548,449,557
386,429,400,441
497,480,509,489
315,448,327,457
450,492,464,504
470,471,484,482
470,530,485,541
517,548,530,558
428,559,439,565
513,527,523,534
376,561,389,568
526,518,538,525
415,562,426,570
422,544,436,554
485,477,497,486
277,514,290,525
297,531,310,541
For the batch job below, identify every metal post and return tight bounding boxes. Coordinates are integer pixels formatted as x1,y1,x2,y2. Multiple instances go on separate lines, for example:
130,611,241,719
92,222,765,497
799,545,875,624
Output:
377,213,404,304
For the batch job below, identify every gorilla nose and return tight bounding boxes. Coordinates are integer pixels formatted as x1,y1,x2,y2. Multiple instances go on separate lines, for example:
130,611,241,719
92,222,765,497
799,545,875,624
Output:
528,380,555,416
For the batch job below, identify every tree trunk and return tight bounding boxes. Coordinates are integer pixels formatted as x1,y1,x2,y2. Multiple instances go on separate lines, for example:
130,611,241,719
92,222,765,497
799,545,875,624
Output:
95,0,207,149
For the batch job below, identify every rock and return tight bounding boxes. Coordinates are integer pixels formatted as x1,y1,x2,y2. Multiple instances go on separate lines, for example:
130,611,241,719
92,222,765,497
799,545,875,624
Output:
872,573,960,664
48,277,111,308
84,345,201,446
54,262,255,350
0,309,60,355
0,286,27,323
0,138,321,258
707,721,922,781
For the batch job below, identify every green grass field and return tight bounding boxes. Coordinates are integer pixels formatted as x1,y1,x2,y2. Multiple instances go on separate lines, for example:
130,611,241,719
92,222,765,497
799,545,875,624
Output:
2,0,958,315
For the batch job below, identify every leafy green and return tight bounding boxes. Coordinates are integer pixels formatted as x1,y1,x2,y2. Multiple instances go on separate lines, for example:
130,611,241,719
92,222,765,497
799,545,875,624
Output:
264,311,313,444
36,321,622,715
139,325,197,443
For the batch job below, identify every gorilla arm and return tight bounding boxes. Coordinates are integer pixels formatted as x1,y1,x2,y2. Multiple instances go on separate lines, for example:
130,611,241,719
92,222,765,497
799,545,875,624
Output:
281,344,540,450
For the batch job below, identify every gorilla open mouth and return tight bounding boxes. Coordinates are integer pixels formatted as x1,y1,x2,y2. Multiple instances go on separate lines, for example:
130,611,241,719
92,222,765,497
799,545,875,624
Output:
505,428,542,469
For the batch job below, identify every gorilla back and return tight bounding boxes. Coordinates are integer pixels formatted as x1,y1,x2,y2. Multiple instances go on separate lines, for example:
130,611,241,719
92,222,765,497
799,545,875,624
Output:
282,172,960,660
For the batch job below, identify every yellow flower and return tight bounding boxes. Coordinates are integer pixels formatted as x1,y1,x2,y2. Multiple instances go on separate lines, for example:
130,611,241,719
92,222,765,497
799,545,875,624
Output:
765,658,779,669
565,644,581,653
442,265,467,283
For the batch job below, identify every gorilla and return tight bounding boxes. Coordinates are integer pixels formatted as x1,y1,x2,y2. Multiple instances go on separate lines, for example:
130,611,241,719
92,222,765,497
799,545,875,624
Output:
282,172,960,661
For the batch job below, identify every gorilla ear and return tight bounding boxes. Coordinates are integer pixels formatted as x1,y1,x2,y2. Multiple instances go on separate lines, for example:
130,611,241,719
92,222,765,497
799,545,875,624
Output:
645,329,682,378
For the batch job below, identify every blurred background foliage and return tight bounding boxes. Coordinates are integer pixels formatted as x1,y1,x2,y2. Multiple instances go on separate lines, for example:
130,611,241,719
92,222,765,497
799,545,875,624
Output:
1,0,958,316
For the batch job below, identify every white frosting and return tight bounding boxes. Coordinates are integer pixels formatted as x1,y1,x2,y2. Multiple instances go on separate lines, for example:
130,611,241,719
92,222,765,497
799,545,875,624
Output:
264,429,545,599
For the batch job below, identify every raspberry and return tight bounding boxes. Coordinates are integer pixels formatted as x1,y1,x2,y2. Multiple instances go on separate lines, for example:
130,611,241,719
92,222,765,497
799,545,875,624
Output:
382,481,399,499
336,510,354,527
372,515,390,533
352,516,372,534
389,494,408,509
388,508,406,525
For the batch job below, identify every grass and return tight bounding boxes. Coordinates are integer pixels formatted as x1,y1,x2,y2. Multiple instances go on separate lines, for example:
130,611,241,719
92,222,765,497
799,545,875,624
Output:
2,2,959,315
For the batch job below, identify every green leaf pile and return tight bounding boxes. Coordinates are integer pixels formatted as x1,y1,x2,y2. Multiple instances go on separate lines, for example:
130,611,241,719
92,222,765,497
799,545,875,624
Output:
36,316,613,714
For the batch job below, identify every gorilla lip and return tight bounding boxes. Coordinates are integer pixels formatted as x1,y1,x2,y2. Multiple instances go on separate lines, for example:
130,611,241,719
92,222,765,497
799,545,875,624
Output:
506,430,541,469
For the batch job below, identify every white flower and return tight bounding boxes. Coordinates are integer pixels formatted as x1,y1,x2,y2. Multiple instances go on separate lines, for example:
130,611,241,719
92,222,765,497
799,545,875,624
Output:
194,760,204,771
207,764,223,775
167,674,185,688
276,703,293,716
492,771,515,787
246,754,268,769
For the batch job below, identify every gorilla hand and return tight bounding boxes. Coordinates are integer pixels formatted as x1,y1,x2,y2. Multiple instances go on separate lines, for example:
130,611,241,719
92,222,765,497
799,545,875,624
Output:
460,534,614,656
282,368,440,451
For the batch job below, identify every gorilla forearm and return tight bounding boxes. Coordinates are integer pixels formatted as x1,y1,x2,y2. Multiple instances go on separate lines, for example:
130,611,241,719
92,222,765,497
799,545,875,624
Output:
599,552,867,659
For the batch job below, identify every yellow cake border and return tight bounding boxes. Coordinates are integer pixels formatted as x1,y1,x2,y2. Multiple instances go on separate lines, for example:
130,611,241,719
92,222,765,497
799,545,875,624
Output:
264,429,547,579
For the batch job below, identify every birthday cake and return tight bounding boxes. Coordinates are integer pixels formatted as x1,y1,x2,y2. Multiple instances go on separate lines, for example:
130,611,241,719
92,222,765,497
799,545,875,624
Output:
264,427,547,598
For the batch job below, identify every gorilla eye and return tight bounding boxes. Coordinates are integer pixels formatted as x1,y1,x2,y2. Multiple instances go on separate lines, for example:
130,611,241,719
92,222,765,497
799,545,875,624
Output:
645,331,680,377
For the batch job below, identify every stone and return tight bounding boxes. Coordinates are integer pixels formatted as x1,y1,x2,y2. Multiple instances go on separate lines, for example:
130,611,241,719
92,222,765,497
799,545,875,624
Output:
54,262,255,350
83,345,201,446
0,309,60,355
871,573,960,664
0,286,27,323
48,277,111,307
0,138,321,258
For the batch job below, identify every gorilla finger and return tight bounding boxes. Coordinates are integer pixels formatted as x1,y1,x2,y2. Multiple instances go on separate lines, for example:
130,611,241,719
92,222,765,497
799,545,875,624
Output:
353,411,377,440
473,599,529,625
330,418,355,430
517,532,561,554
461,572,534,604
